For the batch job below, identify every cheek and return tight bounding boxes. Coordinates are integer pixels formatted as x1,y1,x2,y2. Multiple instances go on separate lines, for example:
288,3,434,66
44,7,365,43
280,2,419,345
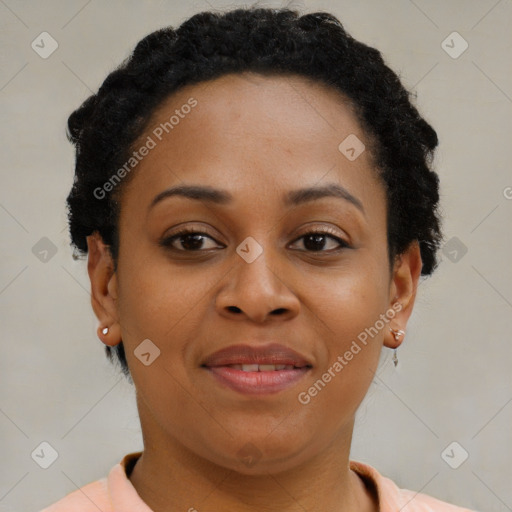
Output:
117,249,210,337
296,288,385,438
298,255,389,397
302,252,389,341
116,262,211,424
115,254,232,407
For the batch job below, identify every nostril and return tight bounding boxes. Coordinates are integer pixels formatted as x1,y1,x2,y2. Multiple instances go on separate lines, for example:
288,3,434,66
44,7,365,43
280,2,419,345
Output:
227,306,242,313
271,308,287,315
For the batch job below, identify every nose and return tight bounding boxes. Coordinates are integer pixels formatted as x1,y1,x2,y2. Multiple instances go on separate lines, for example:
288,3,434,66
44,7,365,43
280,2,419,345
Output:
215,245,300,324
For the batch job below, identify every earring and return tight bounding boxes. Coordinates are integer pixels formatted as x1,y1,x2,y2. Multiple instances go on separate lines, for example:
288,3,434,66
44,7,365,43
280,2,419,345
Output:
389,327,405,367
102,326,109,335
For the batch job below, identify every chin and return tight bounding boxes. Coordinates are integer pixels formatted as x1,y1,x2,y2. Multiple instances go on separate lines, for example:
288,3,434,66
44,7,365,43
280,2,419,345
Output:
201,432,317,476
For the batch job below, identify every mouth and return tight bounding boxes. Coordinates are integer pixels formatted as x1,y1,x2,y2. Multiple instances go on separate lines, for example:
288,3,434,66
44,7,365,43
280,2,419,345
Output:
201,343,313,395
219,363,306,371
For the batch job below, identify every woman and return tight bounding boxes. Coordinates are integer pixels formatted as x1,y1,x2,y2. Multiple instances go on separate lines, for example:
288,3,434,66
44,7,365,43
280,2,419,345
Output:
41,6,477,511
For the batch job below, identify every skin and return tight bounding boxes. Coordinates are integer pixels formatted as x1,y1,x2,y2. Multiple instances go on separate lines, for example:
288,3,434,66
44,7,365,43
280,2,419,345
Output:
87,72,422,512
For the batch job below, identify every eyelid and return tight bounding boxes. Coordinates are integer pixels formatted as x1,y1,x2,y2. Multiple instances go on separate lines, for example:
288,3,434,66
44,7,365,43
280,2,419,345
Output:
288,227,349,251
292,224,347,241
163,224,347,241
160,223,350,252
163,223,223,240
160,226,224,249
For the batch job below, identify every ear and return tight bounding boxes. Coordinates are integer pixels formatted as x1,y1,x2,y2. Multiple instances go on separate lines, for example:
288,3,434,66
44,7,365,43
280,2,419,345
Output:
86,231,122,347
384,240,422,349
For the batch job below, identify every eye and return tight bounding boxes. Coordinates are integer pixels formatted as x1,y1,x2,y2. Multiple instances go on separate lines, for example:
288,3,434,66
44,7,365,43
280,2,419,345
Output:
159,227,350,253
289,229,350,252
159,228,223,252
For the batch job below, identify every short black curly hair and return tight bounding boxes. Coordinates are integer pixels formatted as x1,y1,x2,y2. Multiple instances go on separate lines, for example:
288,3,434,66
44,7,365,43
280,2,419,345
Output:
66,6,443,380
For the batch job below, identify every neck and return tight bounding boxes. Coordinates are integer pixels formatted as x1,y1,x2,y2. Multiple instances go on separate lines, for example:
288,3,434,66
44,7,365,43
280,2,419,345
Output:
128,403,377,511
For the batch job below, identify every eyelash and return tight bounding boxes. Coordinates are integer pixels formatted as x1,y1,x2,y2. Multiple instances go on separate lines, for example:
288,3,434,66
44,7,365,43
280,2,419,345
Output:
159,227,350,253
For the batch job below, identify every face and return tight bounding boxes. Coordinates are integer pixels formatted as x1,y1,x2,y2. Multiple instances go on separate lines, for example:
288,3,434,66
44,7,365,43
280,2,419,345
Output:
88,72,421,474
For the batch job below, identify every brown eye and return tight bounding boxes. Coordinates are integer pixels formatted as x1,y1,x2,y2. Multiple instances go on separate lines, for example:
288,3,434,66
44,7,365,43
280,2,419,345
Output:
160,229,222,252
159,228,349,253
290,231,349,252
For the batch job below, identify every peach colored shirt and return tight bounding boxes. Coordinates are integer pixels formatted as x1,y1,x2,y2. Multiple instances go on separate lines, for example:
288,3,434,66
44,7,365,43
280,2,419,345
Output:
39,451,477,511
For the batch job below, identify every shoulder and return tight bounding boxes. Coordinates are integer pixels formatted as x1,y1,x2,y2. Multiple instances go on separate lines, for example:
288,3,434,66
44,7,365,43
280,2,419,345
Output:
396,486,478,512
349,460,479,512
37,451,144,512
38,477,111,512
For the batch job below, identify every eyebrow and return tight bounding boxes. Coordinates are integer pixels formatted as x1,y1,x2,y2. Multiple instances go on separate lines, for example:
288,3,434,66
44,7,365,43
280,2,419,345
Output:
148,183,365,215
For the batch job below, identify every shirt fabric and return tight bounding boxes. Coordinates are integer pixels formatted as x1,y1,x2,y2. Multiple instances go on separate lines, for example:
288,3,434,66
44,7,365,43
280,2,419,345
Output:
39,451,477,511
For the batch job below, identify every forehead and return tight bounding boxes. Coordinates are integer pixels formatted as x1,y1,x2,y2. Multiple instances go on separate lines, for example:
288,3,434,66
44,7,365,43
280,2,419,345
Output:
120,72,384,218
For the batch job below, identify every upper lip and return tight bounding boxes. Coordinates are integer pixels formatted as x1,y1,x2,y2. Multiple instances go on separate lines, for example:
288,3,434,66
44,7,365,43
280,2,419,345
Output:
202,343,313,368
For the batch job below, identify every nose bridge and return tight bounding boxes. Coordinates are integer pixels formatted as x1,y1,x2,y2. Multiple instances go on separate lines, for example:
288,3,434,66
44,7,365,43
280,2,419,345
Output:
216,235,299,321
236,239,279,292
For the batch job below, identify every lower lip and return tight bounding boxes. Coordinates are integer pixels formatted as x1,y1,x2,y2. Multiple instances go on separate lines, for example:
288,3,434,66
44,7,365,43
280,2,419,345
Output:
205,366,310,395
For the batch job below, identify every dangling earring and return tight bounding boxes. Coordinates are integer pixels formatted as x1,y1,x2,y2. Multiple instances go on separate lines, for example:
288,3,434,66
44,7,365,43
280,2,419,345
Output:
389,327,405,367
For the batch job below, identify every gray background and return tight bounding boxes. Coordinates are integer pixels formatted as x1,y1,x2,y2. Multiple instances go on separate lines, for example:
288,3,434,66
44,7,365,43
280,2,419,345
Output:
1,1,511,511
